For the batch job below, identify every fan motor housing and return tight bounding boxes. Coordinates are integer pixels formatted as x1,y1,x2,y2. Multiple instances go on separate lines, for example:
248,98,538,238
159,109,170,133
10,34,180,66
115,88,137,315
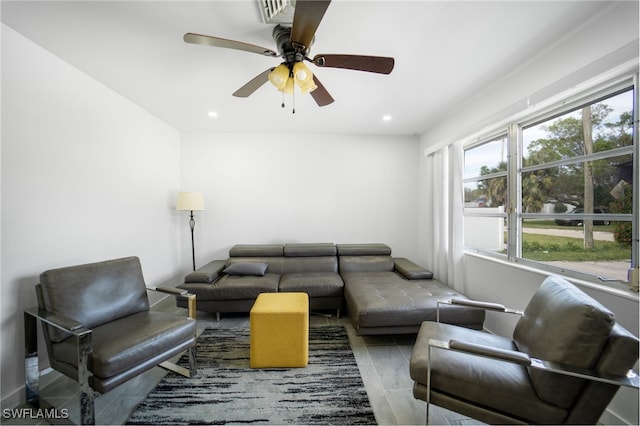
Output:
273,24,308,63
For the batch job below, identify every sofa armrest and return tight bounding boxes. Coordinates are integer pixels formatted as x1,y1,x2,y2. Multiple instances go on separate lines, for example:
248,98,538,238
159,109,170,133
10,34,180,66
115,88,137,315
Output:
393,257,433,280
184,260,226,283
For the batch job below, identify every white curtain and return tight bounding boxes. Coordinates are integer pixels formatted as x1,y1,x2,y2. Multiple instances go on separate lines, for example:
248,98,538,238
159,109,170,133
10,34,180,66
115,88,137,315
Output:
425,142,465,290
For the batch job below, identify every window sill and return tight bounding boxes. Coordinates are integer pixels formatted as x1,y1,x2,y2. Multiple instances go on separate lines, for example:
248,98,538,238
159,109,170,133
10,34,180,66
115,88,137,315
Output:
464,250,639,302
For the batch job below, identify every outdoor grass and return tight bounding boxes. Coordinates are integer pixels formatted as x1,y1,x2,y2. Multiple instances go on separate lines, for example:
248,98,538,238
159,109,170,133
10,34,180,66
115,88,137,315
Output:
521,233,630,261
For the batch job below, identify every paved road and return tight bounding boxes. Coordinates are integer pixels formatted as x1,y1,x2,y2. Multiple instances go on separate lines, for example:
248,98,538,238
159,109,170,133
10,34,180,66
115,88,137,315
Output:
523,227,629,281
523,227,614,241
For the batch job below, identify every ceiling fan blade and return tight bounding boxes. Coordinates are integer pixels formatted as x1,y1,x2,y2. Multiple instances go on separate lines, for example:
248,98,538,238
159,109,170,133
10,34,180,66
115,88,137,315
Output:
312,54,395,74
309,75,334,107
290,0,331,50
184,33,278,57
232,68,274,98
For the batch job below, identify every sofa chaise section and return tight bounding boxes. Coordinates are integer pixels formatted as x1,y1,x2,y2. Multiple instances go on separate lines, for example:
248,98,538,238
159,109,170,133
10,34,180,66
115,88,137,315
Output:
338,244,485,335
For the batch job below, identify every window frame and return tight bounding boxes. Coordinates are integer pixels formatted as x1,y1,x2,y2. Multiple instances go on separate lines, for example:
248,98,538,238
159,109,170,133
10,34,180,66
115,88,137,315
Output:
463,74,638,290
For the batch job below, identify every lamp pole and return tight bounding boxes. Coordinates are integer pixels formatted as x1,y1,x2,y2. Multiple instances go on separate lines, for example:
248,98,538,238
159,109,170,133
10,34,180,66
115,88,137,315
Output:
188,210,196,271
176,192,205,272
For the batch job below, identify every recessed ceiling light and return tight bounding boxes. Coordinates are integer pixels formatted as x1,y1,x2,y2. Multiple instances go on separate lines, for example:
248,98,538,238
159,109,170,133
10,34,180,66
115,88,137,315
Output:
208,111,218,118
382,115,392,121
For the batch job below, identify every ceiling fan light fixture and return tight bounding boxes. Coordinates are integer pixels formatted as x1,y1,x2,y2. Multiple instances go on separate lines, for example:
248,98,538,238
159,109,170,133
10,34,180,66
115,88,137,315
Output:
283,77,295,94
268,63,290,90
293,61,317,94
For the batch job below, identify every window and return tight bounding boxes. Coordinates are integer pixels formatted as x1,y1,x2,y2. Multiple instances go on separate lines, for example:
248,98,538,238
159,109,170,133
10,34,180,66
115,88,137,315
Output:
464,136,508,252
464,80,637,288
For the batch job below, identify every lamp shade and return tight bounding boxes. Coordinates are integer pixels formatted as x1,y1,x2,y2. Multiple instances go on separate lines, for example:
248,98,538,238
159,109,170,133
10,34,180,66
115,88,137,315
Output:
176,192,205,211
293,62,317,94
268,64,290,91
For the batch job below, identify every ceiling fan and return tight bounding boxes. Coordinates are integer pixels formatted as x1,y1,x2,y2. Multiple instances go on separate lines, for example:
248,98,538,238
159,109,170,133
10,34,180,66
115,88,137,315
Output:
183,0,394,108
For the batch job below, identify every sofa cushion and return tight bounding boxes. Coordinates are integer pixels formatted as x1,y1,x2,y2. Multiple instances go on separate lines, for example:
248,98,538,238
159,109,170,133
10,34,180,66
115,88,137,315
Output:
226,257,285,274
282,256,339,274
284,243,336,257
336,243,391,256
279,272,344,297
207,273,280,299
223,262,268,276
513,276,615,408
229,244,284,257
339,255,394,273
343,272,485,330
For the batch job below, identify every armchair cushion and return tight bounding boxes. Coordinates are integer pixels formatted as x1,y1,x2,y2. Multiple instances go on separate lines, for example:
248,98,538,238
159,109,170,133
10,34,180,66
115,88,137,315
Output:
513,276,615,408
39,257,149,342
52,311,195,379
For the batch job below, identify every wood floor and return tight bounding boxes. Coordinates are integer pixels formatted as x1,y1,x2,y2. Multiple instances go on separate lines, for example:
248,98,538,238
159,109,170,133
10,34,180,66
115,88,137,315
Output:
8,297,481,425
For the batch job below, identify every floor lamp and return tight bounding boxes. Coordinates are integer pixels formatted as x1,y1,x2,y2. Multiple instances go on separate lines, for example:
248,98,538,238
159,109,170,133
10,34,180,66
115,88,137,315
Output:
176,192,205,271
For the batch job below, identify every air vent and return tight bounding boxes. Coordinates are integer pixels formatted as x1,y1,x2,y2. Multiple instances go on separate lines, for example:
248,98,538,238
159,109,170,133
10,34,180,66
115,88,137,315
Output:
258,0,295,24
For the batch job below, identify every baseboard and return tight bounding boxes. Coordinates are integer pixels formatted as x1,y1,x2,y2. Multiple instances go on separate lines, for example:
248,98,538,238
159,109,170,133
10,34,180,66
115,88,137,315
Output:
1,384,24,410
1,367,57,411
600,407,633,425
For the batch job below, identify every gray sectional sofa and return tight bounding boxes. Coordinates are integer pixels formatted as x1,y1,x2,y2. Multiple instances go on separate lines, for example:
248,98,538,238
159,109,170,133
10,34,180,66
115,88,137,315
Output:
177,243,485,335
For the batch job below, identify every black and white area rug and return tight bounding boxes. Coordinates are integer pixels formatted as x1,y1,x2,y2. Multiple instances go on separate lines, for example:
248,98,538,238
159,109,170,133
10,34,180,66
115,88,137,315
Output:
126,326,376,425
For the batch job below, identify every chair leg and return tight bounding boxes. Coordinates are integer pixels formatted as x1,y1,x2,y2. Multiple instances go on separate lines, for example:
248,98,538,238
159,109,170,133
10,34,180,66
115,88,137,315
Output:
159,345,198,378
426,344,432,425
188,345,197,377
24,311,40,408
77,330,95,425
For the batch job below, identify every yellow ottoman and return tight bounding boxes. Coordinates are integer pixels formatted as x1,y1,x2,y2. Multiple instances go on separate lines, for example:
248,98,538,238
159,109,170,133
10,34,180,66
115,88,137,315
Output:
250,292,309,368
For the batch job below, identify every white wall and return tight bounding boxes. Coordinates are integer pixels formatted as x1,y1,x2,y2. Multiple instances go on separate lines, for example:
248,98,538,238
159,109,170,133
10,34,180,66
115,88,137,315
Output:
419,1,639,151
179,132,420,265
1,25,182,408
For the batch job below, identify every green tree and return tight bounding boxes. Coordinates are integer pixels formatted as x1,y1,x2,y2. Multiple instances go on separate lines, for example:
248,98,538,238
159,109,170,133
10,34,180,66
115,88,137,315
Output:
610,184,633,246
523,103,623,214
478,162,507,207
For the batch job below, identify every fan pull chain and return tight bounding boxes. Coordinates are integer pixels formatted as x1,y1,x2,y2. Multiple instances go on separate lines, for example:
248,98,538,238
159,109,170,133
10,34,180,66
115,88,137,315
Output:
281,90,285,109
292,88,296,114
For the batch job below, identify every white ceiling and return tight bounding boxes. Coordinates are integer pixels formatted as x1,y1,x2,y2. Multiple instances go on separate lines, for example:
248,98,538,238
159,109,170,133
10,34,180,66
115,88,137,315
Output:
1,1,620,135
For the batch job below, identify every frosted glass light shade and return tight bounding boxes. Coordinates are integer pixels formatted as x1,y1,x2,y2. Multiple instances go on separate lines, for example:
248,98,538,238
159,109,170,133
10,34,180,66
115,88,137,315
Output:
176,192,205,211
268,64,290,90
293,62,317,94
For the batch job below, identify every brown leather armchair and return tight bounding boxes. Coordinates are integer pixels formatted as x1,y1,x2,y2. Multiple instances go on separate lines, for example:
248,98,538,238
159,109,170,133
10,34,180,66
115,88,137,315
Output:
24,256,197,425
410,276,639,424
